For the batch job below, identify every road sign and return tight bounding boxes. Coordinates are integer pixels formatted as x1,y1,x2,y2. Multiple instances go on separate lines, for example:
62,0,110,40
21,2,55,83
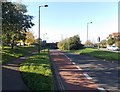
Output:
98,37,100,42
42,40,46,43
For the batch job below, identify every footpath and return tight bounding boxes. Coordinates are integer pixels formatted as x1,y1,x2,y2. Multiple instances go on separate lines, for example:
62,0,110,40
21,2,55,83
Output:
2,50,117,92
2,52,37,91
50,50,101,92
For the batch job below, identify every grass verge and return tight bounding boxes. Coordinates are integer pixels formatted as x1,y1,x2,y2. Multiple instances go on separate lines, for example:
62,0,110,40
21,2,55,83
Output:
2,45,37,64
19,50,54,90
69,48,119,61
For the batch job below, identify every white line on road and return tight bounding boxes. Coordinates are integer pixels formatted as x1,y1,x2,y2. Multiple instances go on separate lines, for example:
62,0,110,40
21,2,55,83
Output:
83,73,92,80
76,66,82,70
98,87,107,92
63,54,70,59
60,52,107,92
63,53,73,61
72,62,76,65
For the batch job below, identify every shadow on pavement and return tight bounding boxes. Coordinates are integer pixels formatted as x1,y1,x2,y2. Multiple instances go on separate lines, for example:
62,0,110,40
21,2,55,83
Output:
2,66,53,92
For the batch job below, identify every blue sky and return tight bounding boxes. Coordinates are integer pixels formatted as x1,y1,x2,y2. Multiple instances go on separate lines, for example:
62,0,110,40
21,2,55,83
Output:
21,2,118,43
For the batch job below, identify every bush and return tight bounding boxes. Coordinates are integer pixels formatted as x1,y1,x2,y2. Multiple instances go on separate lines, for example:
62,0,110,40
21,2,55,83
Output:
107,38,115,45
57,35,83,50
115,41,120,48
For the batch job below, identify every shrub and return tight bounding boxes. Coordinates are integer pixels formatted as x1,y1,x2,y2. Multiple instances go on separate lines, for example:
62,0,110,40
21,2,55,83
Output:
57,35,83,50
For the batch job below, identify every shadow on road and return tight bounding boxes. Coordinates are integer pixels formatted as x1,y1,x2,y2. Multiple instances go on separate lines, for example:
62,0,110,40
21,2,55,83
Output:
62,51,119,92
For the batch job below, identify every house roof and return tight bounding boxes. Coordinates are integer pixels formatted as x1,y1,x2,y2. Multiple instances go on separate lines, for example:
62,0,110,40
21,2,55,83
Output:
107,32,120,39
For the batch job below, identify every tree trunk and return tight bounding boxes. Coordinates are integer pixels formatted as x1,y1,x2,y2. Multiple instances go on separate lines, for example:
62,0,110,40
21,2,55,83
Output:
11,40,14,49
2,45,4,49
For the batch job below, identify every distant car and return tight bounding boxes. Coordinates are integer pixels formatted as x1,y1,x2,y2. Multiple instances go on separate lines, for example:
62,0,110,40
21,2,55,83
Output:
107,45,120,51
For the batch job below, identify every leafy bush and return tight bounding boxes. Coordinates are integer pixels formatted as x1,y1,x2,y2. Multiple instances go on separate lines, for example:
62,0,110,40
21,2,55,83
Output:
115,41,120,48
57,35,83,50
107,38,115,45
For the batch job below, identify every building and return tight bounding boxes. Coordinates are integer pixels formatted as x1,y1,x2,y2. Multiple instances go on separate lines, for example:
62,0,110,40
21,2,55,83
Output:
107,32,120,40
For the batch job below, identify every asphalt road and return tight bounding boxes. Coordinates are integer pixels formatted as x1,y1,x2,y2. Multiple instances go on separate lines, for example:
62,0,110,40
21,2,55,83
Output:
50,50,100,92
60,50,120,92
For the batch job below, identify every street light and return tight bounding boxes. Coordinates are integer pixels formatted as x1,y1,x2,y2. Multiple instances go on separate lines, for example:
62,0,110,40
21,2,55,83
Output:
38,5,48,53
87,22,92,42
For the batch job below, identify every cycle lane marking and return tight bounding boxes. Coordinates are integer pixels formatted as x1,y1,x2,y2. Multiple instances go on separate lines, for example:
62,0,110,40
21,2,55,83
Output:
62,52,107,92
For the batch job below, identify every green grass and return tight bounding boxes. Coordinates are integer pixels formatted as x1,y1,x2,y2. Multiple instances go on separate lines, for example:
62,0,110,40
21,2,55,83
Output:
69,48,119,61
19,50,53,90
2,45,38,64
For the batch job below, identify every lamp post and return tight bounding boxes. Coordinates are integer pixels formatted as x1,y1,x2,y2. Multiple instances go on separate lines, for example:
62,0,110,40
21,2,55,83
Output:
38,5,48,53
87,22,92,42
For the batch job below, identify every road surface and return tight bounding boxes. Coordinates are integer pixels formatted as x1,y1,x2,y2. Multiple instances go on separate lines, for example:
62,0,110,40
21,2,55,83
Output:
50,50,119,92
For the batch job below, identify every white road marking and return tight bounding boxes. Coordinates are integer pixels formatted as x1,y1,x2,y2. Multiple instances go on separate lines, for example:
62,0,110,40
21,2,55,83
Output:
72,62,76,65
58,52,107,92
63,53,73,61
64,54,70,59
76,66,82,70
83,73,92,80
98,87,107,92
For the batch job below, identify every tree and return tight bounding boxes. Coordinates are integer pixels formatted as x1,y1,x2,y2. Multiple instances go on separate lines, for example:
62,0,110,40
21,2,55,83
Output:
35,38,42,44
69,35,83,50
2,2,34,49
57,35,83,50
57,38,68,50
25,32,35,45
107,38,115,45
115,41,120,48
100,39,107,47
84,40,93,47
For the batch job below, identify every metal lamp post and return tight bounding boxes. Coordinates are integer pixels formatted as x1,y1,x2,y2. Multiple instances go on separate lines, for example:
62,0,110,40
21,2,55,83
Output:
87,22,92,42
38,5,48,53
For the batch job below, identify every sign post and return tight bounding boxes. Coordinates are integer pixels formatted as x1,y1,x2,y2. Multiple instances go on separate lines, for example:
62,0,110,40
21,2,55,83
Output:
98,37,100,49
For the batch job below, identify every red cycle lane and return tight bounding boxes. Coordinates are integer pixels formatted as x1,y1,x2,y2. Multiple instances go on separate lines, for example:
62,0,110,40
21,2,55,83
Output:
50,50,101,92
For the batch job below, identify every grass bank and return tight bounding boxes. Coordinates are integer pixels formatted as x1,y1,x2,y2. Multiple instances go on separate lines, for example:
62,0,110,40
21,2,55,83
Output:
69,48,119,61
2,45,37,64
19,50,53,90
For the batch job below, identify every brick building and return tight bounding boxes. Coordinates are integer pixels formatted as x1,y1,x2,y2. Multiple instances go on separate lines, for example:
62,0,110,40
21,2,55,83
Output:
107,32,120,40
